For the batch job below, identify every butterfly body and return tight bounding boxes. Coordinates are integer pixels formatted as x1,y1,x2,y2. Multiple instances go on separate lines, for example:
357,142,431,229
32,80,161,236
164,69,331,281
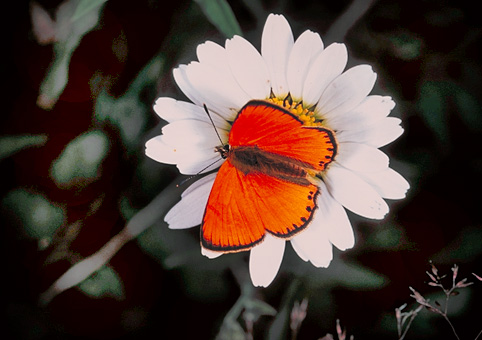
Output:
229,146,314,186
201,100,337,253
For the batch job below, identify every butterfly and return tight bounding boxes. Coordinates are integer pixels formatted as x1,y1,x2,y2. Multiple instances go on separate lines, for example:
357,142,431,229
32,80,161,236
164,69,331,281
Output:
201,100,337,253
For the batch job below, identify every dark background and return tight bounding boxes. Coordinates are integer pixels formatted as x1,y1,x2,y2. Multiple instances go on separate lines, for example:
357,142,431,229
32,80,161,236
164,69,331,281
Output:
2,0,482,339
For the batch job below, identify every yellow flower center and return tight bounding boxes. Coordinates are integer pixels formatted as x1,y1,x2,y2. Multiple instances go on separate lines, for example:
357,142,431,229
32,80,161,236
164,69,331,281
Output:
267,96,322,127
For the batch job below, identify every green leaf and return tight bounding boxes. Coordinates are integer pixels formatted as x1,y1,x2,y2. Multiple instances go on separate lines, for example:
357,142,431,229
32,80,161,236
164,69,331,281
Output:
180,267,230,302
38,0,107,109
418,81,482,147
50,130,109,187
71,0,109,22
292,255,387,290
119,196,138,221
0,134,47,160
136,220,200,268
329,261,387,289
216,320,246,340
432,227,482,262
194,0,242,38
78,266,124,299
365,222,408,250
389,32,422,60
95,56,163,153
244,298,276,323
454,86,482,131
2,189,64,240
418,81,449,146
268,279,302,340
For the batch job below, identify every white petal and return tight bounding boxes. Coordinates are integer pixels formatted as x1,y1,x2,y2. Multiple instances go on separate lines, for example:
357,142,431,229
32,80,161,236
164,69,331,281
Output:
196,40,230,74
366,118,404,148
291,239,308,262
161,120,227,148
226,35,271,100
291,223,333,268
175,151,224,175
336,117,404,148
287,30,324,100
181,172,217,196
325,95,395,131
145,136,181,165
357,168,410,199
249,234,285,287
261,14,294,97
323,163,389,219
201,246,223,259
336,142,389,172
165,173,216,229
153,97,230,129
146,134,224,175
159,119,227,173
318,65,377,119
173,65,204,106
302,43,347,107
184,61,250,118
317,182,355,250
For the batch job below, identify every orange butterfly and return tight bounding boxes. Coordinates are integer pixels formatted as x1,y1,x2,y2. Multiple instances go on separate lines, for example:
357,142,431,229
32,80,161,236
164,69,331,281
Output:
201,100,337,253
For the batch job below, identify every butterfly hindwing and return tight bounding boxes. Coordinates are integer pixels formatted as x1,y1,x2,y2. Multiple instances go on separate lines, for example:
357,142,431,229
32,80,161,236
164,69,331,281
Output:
229,100,337,172
201,160,319,252
201,160,266,252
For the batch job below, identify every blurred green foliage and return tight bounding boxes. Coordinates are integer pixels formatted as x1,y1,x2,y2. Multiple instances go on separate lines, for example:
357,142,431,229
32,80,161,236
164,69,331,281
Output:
194,0,243,38
418,81,449,145
95,57,163,153
389,32,422,61
217,284,277,339
2,189,64,241
71,0,109,22
37,0,107,109
78,265,125,300
50,130,109,187
364,222,408,250
0,134,47,160
267,280,302,340
419,81,482,148
433,227,482,263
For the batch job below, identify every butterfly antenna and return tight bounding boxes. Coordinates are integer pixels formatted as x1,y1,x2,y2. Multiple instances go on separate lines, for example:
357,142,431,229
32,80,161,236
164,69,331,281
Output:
176,156,224,187
203,104,225,146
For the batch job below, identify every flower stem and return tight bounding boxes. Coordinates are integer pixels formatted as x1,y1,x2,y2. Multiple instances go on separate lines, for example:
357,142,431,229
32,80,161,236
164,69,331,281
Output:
399,307,423,340
324,0,376,43
38,228,132,305
441,314,461,340
38,180,181,305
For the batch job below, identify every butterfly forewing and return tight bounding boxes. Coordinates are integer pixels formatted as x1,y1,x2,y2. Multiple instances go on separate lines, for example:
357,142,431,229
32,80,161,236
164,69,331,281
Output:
229,100,337,172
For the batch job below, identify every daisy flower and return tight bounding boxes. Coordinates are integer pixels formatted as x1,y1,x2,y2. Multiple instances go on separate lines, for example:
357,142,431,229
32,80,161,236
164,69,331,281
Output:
146,14,409,287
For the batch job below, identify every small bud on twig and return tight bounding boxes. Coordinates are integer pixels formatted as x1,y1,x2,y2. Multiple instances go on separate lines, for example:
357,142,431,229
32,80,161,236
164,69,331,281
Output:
426,271,437,283
451,264,459,285
455,278,473,288
472,273,482,281
409,287,430,307
430,261,438,277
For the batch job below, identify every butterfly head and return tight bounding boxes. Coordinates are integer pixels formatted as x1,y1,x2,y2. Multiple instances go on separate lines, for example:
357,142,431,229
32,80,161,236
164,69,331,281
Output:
215,144,230,160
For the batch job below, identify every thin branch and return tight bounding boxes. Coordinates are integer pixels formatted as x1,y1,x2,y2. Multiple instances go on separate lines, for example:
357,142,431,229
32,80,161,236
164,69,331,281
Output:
324,0,377,44
441,314,461,340
39,228,132,305
38,180,181,305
